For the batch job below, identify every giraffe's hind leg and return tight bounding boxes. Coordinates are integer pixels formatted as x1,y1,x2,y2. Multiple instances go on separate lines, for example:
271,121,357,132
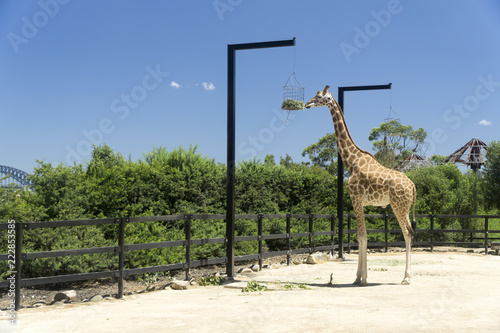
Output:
393,207,413,285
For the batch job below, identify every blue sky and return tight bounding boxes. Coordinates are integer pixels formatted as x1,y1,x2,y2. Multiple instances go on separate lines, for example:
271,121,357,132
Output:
1,0,500,173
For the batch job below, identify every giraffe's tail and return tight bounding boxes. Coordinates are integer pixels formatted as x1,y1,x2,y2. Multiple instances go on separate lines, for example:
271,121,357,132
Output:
410,184,417,237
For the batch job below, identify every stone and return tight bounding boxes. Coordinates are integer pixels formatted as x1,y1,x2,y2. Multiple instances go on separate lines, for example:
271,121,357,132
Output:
54,290,76,302
33,301,47,308
171,280,190,290
250,264,260,272
306,252,329,265
237,267,253,274
223,281,249,289
90,295,103,302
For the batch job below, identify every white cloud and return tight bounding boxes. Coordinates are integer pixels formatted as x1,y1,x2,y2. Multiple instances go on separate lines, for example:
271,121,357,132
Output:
170,81,181,88
202,82,215,91
479,119,492,126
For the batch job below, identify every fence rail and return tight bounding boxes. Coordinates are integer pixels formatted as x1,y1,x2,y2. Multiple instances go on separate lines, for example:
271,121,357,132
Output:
1,213,500,310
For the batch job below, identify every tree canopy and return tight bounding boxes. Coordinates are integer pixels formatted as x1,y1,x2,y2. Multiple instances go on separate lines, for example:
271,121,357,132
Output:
368,120,427,168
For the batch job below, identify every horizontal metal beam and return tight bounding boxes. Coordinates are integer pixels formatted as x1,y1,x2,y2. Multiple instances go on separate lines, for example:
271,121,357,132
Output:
228,38,295,51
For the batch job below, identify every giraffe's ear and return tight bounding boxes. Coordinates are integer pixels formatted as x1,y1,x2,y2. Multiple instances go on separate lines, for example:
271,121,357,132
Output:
323,85,330,94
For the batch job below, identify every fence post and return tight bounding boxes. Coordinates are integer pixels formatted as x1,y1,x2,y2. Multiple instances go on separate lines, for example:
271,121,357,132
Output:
347,214,352,254
430,214,434,252
484,216,489,255
331,214,336,257
185,215,192,280
286,214,291,266
384,214,389,253
309,214,314,253
258,215,263,270
117,217,126,299
14,221,23,311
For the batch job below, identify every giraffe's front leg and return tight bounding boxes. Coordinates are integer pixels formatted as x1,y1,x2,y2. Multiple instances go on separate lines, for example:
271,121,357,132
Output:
352,200,368,286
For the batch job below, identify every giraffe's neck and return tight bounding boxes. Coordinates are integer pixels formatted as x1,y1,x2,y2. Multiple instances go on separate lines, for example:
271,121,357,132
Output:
327,100,376,174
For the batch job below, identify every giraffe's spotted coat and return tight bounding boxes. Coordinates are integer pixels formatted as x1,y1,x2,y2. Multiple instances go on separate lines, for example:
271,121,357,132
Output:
305,86,416,286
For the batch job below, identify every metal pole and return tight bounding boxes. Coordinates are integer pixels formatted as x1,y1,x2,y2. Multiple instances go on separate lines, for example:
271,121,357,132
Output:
226,38,295,278
336,83,391,259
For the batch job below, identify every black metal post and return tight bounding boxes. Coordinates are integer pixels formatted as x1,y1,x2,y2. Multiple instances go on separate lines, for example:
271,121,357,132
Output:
185,215,192,280
336,83,392,259
117,217,125,299
226,38,295,278
14,221,23,311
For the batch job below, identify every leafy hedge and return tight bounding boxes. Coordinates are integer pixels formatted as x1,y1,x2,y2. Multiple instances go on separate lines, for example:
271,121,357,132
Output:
1,144,497,279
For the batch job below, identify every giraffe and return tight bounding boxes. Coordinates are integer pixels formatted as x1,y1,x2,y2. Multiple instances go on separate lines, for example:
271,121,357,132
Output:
305,85,417,285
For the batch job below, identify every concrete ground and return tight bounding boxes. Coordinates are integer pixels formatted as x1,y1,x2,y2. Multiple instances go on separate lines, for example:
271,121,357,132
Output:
2,250,500,333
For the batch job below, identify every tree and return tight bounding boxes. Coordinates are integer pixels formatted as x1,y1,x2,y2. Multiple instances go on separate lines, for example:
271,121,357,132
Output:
482,141,500,211
368,120,427,168
302,133,338,174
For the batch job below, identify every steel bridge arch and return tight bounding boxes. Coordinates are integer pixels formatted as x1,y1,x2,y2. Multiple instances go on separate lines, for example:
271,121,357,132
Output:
0,165,33,189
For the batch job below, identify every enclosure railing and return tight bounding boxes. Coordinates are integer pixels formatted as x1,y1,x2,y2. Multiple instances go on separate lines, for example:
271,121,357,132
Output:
1,213,499,311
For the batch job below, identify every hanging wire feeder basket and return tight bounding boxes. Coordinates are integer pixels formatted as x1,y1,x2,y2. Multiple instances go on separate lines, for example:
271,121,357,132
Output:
281,72,305,111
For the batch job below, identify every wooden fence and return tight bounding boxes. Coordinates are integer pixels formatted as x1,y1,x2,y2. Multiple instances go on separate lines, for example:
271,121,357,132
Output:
1,213,499,310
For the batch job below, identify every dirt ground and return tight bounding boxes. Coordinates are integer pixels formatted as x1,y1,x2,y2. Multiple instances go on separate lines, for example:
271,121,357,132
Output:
1,248,500,333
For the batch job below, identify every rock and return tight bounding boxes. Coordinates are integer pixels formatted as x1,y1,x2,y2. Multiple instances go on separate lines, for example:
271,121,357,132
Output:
306,252,329,265
171,280,190,290
237,267,253,274
223,281,249,289
54,290,76,302
250,264,260,272
292,259,301,265
51,301,66,307
33,301,47,308
90,295,103,302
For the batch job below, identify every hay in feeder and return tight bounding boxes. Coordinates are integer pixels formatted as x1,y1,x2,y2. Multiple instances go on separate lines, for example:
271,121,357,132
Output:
281,99,304,110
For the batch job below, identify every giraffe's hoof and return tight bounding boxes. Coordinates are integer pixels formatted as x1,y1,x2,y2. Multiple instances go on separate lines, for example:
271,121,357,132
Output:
401,278,411,285
353,278,367,286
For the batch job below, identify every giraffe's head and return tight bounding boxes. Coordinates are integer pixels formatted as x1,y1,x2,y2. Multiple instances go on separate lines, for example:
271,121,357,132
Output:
305,85,333,109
